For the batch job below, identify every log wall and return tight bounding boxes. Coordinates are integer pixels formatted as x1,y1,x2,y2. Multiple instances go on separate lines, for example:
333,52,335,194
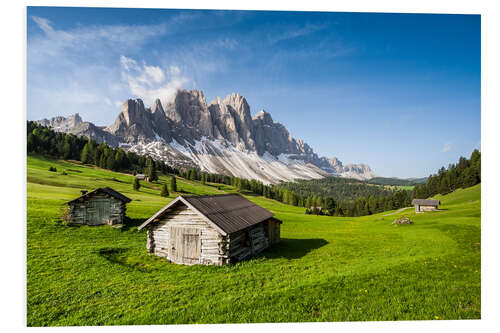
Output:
148,205,228,266
419,205,438,212
68,193,126,225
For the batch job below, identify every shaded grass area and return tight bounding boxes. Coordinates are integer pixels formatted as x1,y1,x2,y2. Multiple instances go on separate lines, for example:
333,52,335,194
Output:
27,155,480,325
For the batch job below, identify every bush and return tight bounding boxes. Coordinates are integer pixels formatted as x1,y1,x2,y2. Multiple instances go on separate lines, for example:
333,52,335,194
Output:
48,166,57,172
160,183,169,197
133,178,140,191
61,171,68,175
59,205,71,224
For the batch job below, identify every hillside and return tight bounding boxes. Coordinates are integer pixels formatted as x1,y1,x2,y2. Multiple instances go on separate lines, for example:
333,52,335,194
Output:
277,176,396,201
35,89,375,184
367,177,427,186
27,155,480,325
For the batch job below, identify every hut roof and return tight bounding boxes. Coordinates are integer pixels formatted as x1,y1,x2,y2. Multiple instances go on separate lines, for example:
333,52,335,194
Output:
67,187,132,204
411,199,440,206
138,194,275,235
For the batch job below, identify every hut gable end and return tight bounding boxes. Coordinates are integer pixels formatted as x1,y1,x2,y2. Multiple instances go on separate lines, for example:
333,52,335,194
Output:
146,202,224,265
66,187,130,225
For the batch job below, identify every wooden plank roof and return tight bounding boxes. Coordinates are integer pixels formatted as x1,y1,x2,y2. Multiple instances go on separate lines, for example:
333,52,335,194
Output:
138,194,274,235
411,199,440,206
67,187,132,204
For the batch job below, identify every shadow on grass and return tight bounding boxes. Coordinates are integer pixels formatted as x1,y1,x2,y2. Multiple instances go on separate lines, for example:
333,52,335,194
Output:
121,217,147,231
177,189,194,194
98,247,156,273
261,238,328,260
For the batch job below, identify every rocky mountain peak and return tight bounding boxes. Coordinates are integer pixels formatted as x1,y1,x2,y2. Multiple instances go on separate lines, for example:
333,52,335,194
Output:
253,110,273,124
36,88,375,183
69,113,83,126
152,98,164,114
223,93,251,118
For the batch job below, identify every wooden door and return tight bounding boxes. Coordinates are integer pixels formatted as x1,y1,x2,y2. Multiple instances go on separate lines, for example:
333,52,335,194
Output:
86,199,110,225
168,226,201,264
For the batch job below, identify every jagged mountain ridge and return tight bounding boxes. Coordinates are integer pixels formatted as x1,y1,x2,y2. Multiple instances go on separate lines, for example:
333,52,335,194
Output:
36,89,375,184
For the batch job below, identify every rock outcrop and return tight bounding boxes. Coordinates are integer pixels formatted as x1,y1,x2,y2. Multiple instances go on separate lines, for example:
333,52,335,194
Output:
36,89,375,183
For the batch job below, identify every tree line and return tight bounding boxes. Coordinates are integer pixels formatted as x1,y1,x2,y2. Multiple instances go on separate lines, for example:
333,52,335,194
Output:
27,122,255,191
27,122,481,217
413,149,481,199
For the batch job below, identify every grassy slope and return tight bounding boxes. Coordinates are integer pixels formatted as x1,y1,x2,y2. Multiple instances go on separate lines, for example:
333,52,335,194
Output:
27,155,480,325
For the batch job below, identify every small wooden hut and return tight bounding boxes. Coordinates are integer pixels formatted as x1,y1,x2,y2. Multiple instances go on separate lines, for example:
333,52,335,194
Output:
412,199,440,213
135,174,149,181
66,187,131,225
138,194,281,266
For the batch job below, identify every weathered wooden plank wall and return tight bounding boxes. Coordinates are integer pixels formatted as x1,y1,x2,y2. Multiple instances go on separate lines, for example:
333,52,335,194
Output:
68,193,126,225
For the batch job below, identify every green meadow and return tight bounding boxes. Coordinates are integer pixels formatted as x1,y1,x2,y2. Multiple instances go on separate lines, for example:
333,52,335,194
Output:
27,155,481,326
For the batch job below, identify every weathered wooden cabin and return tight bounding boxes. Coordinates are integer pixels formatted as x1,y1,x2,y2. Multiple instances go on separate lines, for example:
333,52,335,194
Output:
135,174,149,181
66,187,131,225
138,194,282,266
412,199,440,213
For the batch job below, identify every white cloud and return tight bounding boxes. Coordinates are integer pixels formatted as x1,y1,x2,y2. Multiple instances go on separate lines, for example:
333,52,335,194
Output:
268,23,327,45
168,65,181,76
144,65,165,84
27,14,229,124
31,16,54,35
442,142,452,153
120,55,191,107
120,55,138,72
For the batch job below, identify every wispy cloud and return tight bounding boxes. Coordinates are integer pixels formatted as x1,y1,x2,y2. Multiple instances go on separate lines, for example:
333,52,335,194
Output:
442,142,452,153
120,55,191,107
27,14,203,123
29,16,171,64
268,23,328,45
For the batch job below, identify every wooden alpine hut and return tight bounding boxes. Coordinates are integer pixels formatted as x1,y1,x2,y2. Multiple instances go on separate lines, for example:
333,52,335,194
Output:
65,187,131,225
138,194,282,266
411,199,440,213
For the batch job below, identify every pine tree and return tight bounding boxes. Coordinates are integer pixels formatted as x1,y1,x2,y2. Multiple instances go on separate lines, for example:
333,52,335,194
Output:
170,176,177,192
133,178,140,191
368,196,377,214
99,154,106,168
145,157,157,182
201,172,206,185
106,153,116,170
63,141,71,160
160,183,169,197
81,143,90,164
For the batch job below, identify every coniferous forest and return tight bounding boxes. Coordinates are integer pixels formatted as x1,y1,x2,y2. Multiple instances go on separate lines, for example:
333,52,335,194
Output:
27,121,480,217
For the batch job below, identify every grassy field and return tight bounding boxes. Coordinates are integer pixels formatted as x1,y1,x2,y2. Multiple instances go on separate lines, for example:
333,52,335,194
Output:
27,155,481,326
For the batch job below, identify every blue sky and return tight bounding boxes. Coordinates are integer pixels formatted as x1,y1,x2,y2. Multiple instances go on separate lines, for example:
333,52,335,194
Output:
27,7,480,178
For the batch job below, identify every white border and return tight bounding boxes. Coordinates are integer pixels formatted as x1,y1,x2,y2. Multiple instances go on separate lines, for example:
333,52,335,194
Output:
2,0,498,332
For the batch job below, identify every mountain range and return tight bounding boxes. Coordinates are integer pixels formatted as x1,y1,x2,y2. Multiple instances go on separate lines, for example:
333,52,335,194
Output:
36,89,375,184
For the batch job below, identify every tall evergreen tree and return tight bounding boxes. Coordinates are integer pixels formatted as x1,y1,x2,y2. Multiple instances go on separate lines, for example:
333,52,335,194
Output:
80,143,90,164
170,176,177,192
160,183,169,197
106,153,116,170
133,178,140,191
145,157,157,182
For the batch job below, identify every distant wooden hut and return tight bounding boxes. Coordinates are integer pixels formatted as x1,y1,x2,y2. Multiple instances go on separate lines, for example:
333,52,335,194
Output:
138,194,282,266
135,174,149,181
66,187,131,225
412,199,440,213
